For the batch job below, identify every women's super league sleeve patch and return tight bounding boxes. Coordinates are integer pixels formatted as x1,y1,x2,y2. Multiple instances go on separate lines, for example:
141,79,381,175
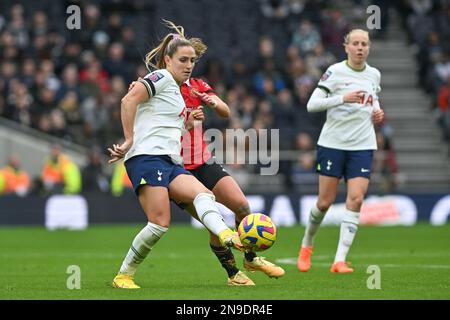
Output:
148,71,164,83
320,70,332,81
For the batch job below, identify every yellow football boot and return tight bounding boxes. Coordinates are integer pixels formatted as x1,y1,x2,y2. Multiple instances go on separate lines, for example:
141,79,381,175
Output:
112,273,140,289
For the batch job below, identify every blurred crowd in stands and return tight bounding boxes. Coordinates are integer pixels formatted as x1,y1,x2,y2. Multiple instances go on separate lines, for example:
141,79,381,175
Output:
399,0,450,151
0,0,413,196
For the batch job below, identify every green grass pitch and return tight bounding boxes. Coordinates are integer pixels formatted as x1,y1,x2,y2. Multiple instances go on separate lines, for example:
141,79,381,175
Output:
0,223,449,299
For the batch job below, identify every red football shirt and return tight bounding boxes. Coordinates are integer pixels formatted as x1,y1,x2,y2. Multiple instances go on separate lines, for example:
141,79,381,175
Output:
180,78,215,170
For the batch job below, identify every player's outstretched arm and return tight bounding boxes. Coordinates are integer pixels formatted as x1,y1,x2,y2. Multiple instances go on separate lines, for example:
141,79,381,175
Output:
108,81,148,164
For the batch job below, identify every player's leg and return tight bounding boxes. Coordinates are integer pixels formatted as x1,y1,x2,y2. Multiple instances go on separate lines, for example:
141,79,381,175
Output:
211,175,252,257
168,172,243,251
298,146,343,272
298,175,339,272
212,175,285,278
331,150,372,273
331,177,369,273
113,185,170,289
189,163,249,279
306,175,339,245
183,203,253,285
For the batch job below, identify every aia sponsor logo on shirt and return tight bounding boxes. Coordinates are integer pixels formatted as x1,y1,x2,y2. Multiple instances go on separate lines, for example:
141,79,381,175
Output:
358,91,374,106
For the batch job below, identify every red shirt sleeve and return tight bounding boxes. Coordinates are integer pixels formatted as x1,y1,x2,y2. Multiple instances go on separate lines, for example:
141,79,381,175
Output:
192,78,215,95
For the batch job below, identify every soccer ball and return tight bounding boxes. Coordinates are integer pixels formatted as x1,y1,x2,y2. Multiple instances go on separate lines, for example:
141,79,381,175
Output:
238,213,276,252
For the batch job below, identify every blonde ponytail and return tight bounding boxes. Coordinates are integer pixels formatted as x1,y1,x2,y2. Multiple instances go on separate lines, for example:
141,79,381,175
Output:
144,19,208,71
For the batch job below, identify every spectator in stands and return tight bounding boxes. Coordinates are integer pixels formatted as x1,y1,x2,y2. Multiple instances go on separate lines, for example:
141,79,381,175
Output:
31,11,49,39
40,143,82,194
295,132,314,152
92,31,110,60
20,58,37,89
291,152,317,187
437,77,450,141
256,36,283,73
305,43,336,78
0,154,31,196
373,130,399,192
273,88,297,149
79,57,110,95
253,59,286,97
104,42,131,83
291,20,321,56
49,109,72,141
289,132,316,189
6,4,28,49
434,54,450,91
56,64,81,101
320,8,351,60
5,80,33,126
260,0,290,20
80,93,110,143
82,147,110,193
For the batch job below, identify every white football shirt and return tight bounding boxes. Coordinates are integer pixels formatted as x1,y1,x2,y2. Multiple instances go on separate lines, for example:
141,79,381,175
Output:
316,60,381,150
125,69,186,164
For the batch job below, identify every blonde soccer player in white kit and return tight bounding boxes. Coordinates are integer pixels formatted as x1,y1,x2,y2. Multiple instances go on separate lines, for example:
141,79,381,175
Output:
297,29,385,273
108,20,243,289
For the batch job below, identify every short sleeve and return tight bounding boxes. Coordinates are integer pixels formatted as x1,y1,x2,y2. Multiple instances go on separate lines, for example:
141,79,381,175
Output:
317,67,339,95
195,78,215,94
140,71,171,98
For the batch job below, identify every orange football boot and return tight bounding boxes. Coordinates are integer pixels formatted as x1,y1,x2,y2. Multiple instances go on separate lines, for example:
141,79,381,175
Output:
330,261,354,273
297,246,313,272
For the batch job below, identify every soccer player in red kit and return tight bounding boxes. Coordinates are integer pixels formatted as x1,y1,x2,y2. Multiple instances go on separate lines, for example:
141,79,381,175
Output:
179,77,285,285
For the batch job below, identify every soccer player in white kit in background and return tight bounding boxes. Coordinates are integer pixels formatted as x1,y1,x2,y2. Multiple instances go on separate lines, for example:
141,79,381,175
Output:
297,29,385,273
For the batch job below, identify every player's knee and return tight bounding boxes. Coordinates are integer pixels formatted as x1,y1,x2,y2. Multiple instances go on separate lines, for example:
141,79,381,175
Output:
148,213,170,228
233,198,250,219
194,191,215,203
146,221,169,238
347,194,364,209
153,220,170,229
316,200,332,212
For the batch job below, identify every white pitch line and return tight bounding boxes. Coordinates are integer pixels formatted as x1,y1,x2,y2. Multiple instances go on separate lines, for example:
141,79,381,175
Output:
276,258,450,269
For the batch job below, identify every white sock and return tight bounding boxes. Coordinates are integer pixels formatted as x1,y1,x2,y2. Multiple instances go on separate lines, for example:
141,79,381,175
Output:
193,193,228,236
302,205,327,247
119,222,168,276
334,209,360,263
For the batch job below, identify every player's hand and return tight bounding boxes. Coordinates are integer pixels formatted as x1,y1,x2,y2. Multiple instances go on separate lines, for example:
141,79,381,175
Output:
343,90,365,103
108,140,133,164
128,77,143,92
192,89,218,109
186,107,205,130
372,107,384,124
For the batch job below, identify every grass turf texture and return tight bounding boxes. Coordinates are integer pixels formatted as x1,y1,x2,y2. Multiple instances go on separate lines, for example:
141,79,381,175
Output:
0,224,449,299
